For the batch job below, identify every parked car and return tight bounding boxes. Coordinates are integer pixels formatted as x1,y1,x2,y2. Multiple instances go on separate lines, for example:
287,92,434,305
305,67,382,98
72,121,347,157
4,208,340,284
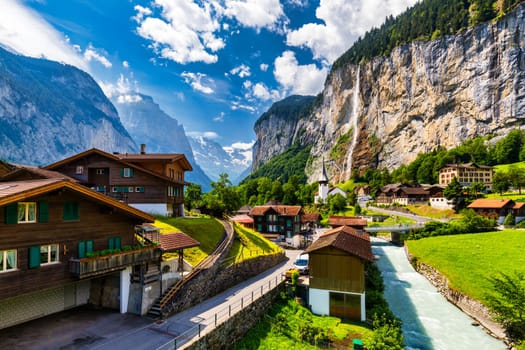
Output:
294,253,309,274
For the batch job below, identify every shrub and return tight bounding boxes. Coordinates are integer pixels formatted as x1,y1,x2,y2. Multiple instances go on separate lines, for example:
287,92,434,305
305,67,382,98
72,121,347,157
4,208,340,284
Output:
504,213,516,227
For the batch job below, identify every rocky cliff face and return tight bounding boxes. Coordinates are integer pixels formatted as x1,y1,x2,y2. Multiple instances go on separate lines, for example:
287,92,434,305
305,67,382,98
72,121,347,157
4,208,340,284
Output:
254,4,525,184
0,47,136,165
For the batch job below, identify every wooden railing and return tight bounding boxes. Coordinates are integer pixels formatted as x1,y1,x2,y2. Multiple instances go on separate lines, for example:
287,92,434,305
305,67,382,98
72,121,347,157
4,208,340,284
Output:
69,247,162,279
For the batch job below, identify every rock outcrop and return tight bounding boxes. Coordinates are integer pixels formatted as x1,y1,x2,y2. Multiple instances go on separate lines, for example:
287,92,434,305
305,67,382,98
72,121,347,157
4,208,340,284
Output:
253,4,525,184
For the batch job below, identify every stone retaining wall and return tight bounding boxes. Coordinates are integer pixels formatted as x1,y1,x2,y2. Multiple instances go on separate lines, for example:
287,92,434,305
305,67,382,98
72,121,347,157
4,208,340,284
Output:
164,252,287,317
186,281,284,350
407,249,508,344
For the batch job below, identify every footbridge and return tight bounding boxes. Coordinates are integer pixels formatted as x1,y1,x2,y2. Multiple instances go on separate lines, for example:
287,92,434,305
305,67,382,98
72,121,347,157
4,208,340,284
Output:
365,223,424,243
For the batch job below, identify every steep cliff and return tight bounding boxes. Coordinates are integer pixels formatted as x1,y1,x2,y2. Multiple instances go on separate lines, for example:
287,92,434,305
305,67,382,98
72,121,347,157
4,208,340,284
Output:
0,47,136,164
253,3,525,184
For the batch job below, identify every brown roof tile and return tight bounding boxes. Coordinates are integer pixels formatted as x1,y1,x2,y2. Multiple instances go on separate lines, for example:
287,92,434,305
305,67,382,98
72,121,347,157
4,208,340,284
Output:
304,226,373,261
158,232,200,252
467,199,514,209
231,214,254,224
249,205,302,216
328,216,367,227
301,213,320,223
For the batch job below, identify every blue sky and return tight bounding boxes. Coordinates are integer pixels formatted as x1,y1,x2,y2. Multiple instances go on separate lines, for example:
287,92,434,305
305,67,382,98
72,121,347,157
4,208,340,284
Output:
0,0,417,157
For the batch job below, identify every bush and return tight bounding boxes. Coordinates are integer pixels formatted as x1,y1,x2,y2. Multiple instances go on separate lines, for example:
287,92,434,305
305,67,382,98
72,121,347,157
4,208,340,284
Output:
366,315,405,350
504,213,516,227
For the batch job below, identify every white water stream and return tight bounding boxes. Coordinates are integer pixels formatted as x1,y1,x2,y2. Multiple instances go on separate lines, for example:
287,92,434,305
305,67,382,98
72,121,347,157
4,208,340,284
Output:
345,66,360,179
371,238,506,350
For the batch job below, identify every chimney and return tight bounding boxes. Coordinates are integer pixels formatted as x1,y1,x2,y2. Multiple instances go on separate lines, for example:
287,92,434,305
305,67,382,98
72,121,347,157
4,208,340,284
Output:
140,144,146,154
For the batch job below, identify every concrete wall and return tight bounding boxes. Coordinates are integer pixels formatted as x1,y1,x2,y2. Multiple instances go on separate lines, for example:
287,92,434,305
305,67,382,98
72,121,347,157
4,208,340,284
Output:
309,288,329,315
186,282,284,350
163,252,287,317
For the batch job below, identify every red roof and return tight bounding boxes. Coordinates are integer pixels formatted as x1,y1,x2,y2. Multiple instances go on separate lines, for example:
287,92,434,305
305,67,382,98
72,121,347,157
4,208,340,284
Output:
301,213,321,223
304,226,373,261
231,214,254,224
514,202,525,209
467,199,515,209
158,232,200,252
328,216,367,227
249,205,302,216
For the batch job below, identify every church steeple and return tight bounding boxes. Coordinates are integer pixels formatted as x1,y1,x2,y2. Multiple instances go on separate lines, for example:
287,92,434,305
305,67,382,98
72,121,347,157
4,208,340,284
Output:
316,158,330,204
319,157,329,184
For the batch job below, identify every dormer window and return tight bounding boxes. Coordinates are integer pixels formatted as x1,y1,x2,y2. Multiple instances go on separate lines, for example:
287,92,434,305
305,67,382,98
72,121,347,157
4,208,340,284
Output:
75,165,84,174
121,168,133,178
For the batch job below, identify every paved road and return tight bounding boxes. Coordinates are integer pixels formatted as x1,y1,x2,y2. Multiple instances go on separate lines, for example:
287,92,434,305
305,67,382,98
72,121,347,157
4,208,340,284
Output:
366,205,435,223
372,237,506,350
91,249,301,350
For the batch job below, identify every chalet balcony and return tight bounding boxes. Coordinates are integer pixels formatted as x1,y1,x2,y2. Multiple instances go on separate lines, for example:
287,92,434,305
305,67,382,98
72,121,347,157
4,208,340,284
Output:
69,246,162,279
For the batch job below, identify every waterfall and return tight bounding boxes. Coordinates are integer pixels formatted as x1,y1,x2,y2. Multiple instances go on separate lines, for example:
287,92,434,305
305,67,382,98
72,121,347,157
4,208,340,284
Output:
344,66,360,179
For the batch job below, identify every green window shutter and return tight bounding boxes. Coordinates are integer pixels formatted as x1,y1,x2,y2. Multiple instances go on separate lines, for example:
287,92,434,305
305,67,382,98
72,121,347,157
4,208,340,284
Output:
130,168,134,177
86,240,94,253
63,202,79,221
38,201,49,223
5,203,17,224
29,246,40,268
78,241,86,258
120,168,124,177
108,237,115,250
115,236,121,249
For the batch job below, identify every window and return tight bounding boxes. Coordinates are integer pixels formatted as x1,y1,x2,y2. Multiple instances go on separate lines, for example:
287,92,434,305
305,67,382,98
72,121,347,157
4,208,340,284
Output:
18,202,36,223
78,240,94,259
167,186,174,197
0,250,16,272
96,169,105,175
40,244,59,265
121,167,133,178
135,186,145,193
75,165,84,174
108,236,121,250
63,201,79,221
128,186,134,193
169,169,174,179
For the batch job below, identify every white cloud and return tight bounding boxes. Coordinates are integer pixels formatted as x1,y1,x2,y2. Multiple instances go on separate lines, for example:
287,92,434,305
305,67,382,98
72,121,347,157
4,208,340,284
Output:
251,82,281,101
274,51,327,95
83,44,112,68
223,0,285,30
214,112,225,122
230,64,251,78
187,131,220,139
132,5,152,22
231,100,255,112
286,0,418,64
260,63,269,71
99,74,142,104
122,60,130,68
224,140,255,164
134,0,224,64
181,72,215,94
0,0,87,70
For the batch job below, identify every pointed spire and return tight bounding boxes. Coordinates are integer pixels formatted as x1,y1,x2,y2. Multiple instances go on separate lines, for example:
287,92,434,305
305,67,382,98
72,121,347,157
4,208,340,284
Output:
319,157,329,183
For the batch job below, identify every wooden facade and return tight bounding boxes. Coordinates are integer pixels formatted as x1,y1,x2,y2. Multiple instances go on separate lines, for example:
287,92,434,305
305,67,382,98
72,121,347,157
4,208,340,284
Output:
249,205,303,240
0,179,160,328
44,148,192,216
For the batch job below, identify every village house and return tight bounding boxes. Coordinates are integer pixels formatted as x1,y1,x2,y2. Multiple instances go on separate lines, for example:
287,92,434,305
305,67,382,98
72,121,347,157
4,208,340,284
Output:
327,216,368,233
249,203,303,246
438,163,493,190
43,145,192,217
0,178,162,330
304,225,374,321
467,198,525,224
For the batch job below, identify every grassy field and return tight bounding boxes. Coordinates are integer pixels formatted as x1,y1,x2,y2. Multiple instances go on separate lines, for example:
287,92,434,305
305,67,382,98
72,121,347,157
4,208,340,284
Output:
233,298,373,349
406,230,525,303
494,161,525,172
406,204,459,220
226,223,282,264
154,216,225,266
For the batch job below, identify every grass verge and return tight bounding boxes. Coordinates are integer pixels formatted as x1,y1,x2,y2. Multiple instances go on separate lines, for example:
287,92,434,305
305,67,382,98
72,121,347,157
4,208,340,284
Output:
406,230,525,303
226,223,282,264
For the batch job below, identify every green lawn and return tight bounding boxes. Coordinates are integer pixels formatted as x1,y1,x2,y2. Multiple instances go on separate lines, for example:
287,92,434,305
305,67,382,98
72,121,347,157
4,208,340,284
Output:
494,161,525,173
406,230,525,302
226,223,282,264
154,216,225,266
233,298,373,349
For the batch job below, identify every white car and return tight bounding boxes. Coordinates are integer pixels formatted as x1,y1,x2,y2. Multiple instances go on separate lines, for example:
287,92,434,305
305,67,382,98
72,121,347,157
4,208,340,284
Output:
294,253,309,274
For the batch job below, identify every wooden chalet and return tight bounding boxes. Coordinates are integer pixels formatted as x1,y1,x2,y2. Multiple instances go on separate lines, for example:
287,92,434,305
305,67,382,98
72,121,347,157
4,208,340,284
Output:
467,198,518,224
304,226,373,321
327,216,367,233
43,145,192,217
0,164,79,182
0,179,162,330
249,204,303,245
301,212,321,231
0,161,15,177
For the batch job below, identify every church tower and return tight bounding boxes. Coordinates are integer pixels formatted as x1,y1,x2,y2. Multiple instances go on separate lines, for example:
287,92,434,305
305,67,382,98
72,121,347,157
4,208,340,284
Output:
317,159,329,203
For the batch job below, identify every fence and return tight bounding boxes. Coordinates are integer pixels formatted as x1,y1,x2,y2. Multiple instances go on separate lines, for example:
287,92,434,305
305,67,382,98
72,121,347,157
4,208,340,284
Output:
156,274,285,350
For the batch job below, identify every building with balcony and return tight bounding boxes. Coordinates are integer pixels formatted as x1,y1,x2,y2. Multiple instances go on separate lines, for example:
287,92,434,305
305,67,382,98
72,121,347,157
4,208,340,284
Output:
438,163,493,190
249,203,303,245
43,145,192,216
0,178,161,330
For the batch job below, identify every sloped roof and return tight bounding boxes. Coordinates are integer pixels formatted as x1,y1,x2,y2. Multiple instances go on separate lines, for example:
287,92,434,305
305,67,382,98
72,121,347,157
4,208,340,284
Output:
395,187,429,195
158,232,200,252
1,164,78,182
117,153,192,170
514,202,525,209
44,148,188,184
231,214,254,224
467,198,515,209
249,205,302,216
301,213,321,223
328,216,367,227
442,163,493,170
304,225,373,261
0,179,154,222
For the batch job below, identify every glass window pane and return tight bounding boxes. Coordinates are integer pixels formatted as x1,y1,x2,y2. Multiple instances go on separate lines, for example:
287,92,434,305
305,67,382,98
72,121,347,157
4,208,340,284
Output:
0,252,4,271
6,250,16,269
18,204,25,222
27,203,36,222
40,246,49,264
50,245,58,262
